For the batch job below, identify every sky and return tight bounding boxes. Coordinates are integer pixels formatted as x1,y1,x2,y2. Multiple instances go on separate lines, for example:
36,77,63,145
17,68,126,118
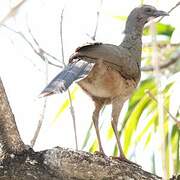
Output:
0,0,179,176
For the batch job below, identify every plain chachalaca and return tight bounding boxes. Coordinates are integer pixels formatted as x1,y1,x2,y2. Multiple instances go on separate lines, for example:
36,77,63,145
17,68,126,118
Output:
40,5,168,162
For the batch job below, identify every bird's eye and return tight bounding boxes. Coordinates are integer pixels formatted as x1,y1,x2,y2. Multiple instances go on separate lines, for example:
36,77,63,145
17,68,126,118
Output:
145,8,152,13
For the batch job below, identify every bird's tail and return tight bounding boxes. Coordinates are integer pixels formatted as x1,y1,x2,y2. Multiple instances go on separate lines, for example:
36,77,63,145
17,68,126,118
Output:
40,59,94,97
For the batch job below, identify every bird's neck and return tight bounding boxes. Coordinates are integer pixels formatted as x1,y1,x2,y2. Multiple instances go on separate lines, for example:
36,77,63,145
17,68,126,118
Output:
120,21,144,66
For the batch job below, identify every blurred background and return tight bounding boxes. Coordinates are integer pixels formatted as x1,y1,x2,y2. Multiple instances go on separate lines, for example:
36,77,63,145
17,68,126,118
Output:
0,0,179,178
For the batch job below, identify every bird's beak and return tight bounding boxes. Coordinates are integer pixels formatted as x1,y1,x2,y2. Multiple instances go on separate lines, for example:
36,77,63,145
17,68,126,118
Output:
153,10,169,17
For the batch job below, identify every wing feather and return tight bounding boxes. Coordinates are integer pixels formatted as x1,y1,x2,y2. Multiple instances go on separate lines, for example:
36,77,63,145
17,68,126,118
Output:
40,59,94,97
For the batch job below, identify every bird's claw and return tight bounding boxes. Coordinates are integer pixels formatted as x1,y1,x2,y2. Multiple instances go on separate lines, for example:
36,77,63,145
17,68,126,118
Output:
94,151,106,158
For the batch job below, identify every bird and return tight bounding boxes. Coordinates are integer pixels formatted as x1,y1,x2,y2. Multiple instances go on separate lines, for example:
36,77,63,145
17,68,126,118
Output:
40,5,168,163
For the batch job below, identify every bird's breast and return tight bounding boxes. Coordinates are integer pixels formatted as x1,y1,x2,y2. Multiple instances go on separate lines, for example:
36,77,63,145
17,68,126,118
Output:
78,62,138,99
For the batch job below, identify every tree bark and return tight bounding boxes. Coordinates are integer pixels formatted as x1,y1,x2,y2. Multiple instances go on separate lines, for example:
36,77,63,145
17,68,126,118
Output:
0,78,25,156
0,146,162,180
0,78,164,180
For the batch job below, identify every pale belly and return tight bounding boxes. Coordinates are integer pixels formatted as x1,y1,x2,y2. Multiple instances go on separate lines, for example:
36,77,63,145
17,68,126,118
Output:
78,62,138,99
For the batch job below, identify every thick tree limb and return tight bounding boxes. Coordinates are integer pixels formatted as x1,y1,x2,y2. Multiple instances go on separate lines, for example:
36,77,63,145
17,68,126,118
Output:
43,147,161,180
0,78,25,156
0,146,162,180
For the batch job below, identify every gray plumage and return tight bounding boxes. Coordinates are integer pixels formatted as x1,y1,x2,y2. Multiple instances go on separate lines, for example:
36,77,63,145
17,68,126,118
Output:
40,59,94,96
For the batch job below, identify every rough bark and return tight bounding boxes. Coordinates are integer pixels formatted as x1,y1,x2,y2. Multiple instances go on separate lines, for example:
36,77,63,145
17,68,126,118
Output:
0,146,161,180
0,78,25,156
43,147,162,180
0,78,165,180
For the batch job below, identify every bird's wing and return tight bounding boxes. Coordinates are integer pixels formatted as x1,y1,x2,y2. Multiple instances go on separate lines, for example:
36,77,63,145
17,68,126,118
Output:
40,42,141,97
69,42,140,80
40,59,94,97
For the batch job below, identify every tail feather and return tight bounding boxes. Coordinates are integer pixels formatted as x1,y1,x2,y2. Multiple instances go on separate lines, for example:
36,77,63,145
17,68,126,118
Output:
40,60,94,97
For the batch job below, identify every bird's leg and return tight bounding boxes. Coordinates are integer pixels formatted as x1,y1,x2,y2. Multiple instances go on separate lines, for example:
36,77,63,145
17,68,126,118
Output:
92,100,105,156
111,98,126,159
111,98,141,167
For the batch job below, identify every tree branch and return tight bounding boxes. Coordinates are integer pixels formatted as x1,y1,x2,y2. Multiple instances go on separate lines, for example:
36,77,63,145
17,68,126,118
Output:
91,0,103,41
1,24,63,68
0,0,27,24
0,146,163,180
43,147,161,180
0,78,25,156
60,7,78,150
158,1,180,22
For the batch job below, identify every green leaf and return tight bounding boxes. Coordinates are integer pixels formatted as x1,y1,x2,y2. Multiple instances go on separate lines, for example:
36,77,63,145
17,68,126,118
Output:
106,125,114,140
130,78,156,107
89,139,98,153
120,78,156,139
176,132,180,173
81,122,93,150
144,133,152,148
52,86,79,124
113,144,118,156
143,23,175,38
135,112,157,143
123,94,151,155
164,113,170,177
171,125,179,154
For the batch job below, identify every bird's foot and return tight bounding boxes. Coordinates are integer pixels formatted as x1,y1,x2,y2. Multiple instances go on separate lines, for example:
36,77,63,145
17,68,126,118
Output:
94,151,107,158
111,156,141,168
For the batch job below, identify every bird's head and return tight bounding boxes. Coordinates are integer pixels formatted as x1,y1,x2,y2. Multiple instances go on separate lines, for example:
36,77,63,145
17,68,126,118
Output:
124,5,169,34
132,5,169,25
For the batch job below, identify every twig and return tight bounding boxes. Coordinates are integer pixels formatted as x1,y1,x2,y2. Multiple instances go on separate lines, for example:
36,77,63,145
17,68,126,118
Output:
141,51,180,71
26,25,40,46
26,24,63,64
60,8,65,64
158,1,180,22
43,51,61,63
91,0,103,40
146,1,180,27
1,24,63,68
30,99,47,147
60,7,78,150
31,56,48,147
29,33,49,147
146,90,180,128
0,0,26,24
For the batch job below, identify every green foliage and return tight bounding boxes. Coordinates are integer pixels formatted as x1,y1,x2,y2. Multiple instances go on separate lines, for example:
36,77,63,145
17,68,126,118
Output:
52,86,78,124
81,122,93,150
143,23,175,38
123,93,151,154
